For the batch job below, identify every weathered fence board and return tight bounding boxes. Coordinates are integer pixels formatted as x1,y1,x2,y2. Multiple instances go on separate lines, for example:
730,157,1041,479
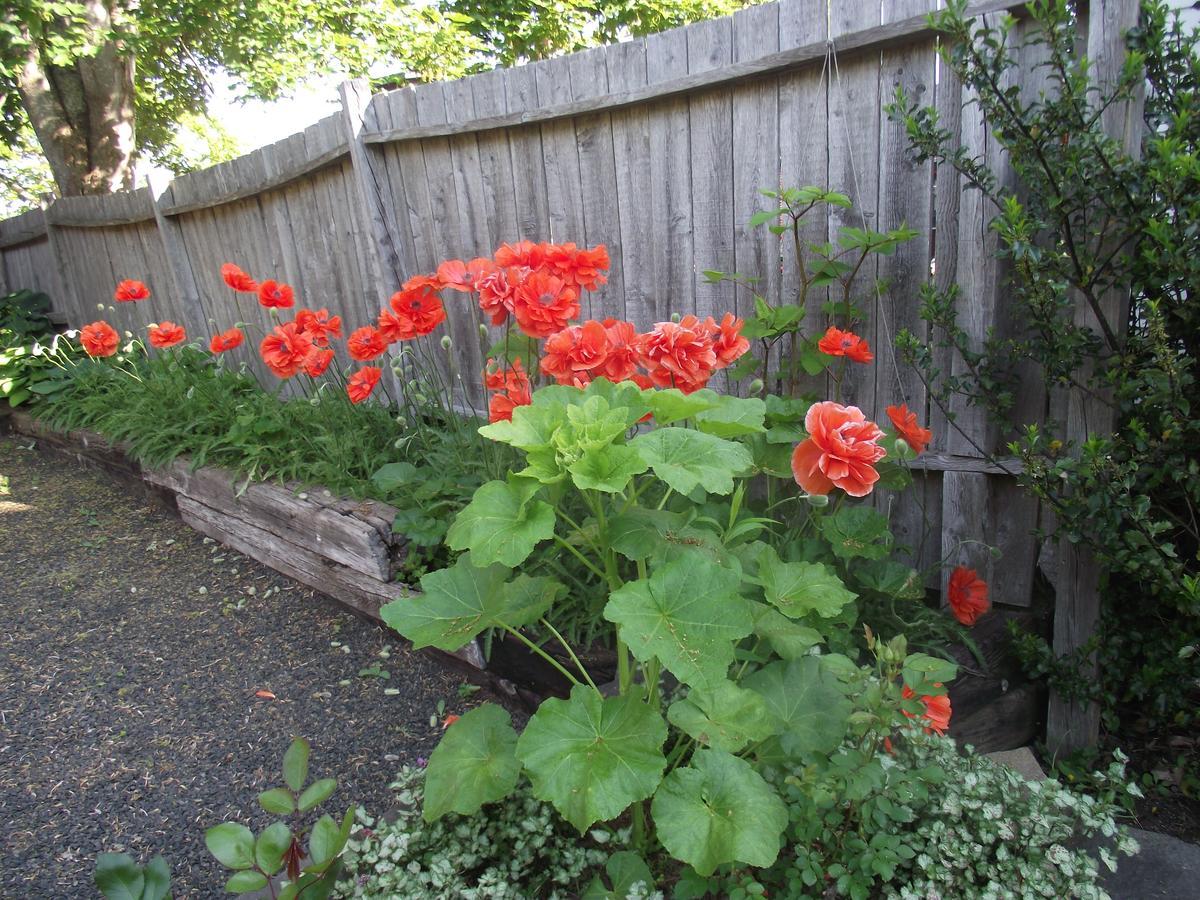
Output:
0,2,1143,740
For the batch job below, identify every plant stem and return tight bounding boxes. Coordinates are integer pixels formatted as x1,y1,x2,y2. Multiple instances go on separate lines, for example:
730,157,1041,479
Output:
499,624,581,687
540,617,600,693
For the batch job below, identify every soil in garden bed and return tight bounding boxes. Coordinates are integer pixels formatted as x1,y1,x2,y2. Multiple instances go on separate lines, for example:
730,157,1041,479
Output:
0,434,518,899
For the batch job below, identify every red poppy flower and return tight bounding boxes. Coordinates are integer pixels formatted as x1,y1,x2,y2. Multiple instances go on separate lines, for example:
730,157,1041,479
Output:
791,401,887,497
886,403,933,455
818,326,873,363
544,242,610,291
257,279,295,309
511,270,580,338
476,267,518,326
295,308,342,347
209,328,244,353
114,279,150,302
599,319,640,382
259,322,313,378
902,684,952,735
303,348,335,378
437,257,497,293
947,566,990,626
485,358,532,423
376,309,412,344
221,263,258,293
494,240,548,270
80,321,120,357
148,321,186,349
712,313,750,368
347,366,382,404
388,285,447,337
540,320,611,385
637,315,718,391
347,326,388,361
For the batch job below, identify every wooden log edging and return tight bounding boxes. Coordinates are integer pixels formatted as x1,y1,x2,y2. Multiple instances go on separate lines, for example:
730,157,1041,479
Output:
5,411,486,672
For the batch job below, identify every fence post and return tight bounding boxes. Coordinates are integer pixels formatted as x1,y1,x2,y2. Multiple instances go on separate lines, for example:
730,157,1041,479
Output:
146,172,208,339
1046,0,1144,756
38,200,79,326
337,79,402,306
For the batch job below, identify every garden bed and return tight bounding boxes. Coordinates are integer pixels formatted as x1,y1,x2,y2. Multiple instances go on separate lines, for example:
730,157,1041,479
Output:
5,410,1041,752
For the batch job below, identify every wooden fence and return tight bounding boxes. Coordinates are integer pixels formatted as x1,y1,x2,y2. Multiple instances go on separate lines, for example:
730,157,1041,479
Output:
0,0,1141,751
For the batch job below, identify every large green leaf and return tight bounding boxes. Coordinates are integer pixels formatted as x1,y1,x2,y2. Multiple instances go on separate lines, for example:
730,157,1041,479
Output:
667,681,778,752
630,428,752,496
479,399,565,450
569,444,648,493
744,657,852,759
758,546,857,618
693,395,766,437
380,555,561,651
604,556,753,689
516,686,667,832
606,507,690,562
643,388,723,425
423,704,520,821
93,853,144,900
749,601,823,660
819,506,893,560
447,477,556,567
650,749,788,876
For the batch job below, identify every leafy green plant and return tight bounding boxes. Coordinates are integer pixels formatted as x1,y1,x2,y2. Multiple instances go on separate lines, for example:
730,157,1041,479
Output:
889,0,1200,751
94,852,171,900
206,737,354,899
379,375,955,882
0,289,74,408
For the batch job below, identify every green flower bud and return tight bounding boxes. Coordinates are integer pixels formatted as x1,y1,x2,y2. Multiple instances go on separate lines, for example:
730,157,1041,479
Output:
749,378,764,394
805,493,830,507
440,335,453,350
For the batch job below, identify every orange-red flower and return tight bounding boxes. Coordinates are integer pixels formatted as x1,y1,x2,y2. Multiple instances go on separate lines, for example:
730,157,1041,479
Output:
494,240,548,270
791,401,887,497
818,326,874,363
637,315,718,392
259,322,313,378
541,320,611,385
347,326,388,362
388,283,447,337
712,313,750,368
80,321,119,357
476,267,518,325
295,308,342,347
947,566,990,626
902,684,952,735
114,279,149,302
347,366,382,404
148,321,186,349
486,358,532,423
303,348,335,378
221,263,258,293
512,270,580,338
209,328,244,353
545,242,610,291
886,403,933,455
599,319,640,382
257,279,295,309
437,257,497,293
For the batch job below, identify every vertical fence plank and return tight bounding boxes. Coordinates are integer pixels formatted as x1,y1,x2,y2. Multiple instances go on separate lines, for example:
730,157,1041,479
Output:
470,69,520,249
147,175,207,340
503,66,552,241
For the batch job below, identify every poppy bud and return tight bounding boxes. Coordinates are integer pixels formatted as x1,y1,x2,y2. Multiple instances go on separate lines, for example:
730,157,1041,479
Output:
749,379,764,394
390,356,405,374
309,396,320,406
395,417,407,429
123,330,133,338
440,335,453,350
671,312,681,323
96,303,105,310
805,493,830,507
479,323,489,339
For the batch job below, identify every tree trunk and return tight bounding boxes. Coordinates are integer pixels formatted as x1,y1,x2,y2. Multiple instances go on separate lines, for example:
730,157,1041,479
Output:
15,0,136,197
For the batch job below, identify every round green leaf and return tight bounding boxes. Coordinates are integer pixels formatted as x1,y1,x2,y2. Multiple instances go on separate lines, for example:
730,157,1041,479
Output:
667,681,778,753
693,395,767,437
93,853,143,900
225,870,268,893
749,601,823,660
282,738,309,792
651,749,788,876
447,477,556,567
255,822,293,876
643,388,723,425
516,686,667,832
423,704,520,821
297,778,336,813
744,657,852,759
631,427,753,496
568,444,649,493
758,546,857,618
258,787,295,815
205,822,256,870
604,556,753,690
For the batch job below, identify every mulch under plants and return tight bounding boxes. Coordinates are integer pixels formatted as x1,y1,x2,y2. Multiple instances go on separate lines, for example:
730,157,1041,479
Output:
0,431,509,898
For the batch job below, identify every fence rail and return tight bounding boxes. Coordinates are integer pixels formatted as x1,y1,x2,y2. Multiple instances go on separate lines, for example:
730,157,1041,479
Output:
0,0,1140,752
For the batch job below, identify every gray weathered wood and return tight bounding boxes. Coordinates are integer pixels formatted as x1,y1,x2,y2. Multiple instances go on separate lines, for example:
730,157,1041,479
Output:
0,207,47,249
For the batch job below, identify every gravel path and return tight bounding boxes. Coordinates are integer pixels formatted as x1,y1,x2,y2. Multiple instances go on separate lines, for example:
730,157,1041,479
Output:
0,432,501,898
